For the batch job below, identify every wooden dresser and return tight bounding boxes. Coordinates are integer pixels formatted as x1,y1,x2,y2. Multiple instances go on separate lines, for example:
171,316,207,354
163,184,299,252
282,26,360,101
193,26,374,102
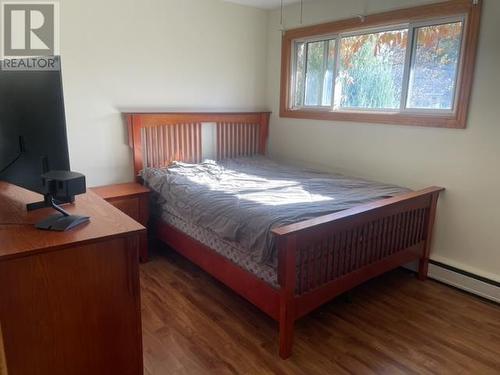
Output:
0,182,145,375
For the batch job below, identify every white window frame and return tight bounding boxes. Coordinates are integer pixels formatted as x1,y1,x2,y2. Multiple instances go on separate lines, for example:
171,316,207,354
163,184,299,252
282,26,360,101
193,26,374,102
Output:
291,34,337,110
403,15,466,115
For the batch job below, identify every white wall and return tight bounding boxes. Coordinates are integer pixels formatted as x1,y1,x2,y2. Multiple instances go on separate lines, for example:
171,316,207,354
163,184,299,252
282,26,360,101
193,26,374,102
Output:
60,0,268,186
266,0,500,281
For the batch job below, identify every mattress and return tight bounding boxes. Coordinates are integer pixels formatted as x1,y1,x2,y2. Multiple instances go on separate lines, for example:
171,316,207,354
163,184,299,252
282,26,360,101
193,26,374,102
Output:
143,156,410,286
161,210,279,288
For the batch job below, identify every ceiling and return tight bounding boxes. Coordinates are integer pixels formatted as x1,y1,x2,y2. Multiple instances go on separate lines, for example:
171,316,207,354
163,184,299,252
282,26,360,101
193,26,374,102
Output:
223,0,304,10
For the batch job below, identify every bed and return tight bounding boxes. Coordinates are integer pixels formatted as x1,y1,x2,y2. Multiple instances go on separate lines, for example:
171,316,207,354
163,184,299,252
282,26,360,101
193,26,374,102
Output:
126,111,444,358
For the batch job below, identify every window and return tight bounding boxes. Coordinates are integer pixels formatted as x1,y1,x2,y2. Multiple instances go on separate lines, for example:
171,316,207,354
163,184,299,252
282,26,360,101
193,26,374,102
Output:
281,0,482,128
336,28,408,110
407,21,463,110
294,39,336,107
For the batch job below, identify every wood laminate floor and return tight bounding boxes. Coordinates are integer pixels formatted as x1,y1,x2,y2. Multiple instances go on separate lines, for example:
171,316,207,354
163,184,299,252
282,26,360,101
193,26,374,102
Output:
141,248,500,375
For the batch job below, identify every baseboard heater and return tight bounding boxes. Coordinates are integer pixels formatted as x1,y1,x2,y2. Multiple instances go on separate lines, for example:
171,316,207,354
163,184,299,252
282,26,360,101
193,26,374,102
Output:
405,261,500,304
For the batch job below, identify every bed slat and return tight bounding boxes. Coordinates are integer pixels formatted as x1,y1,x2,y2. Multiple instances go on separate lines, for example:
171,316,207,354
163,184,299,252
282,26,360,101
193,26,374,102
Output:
276,195,437,296
139,122,202,169
217,121,262,160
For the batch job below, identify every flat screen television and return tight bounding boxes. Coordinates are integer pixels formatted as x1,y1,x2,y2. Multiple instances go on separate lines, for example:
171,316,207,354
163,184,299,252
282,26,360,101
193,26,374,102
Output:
0,57,70,192
0,57,89,230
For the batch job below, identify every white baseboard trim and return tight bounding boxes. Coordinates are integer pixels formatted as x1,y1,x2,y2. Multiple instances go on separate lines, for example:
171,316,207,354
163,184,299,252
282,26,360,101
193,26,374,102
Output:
404,261,500,304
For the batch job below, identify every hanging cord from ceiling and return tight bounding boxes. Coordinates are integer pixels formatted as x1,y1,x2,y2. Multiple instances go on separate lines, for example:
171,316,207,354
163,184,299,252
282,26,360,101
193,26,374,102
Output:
280,0,284,28
300,0,303,24
280,0,304,32
355,1,368,24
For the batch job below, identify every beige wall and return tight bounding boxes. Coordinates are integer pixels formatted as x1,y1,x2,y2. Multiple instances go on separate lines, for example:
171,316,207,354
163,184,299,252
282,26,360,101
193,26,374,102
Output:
266,0,500,281
60,0,268,186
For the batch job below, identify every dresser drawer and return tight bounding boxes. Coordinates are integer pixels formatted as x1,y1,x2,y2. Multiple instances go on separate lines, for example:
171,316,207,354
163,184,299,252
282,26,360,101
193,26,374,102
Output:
110,197,140,221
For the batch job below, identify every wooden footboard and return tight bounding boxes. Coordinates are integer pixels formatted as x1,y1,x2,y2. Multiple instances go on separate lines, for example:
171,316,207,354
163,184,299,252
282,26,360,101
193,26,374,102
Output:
272,186,443,358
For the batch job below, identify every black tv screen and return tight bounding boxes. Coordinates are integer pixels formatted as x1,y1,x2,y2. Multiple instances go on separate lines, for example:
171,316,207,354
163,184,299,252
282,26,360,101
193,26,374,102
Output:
0,58,70,194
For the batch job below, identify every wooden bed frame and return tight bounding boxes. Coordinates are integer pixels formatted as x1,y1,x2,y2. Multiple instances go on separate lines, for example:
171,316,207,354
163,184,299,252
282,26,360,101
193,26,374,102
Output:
126,111,444,359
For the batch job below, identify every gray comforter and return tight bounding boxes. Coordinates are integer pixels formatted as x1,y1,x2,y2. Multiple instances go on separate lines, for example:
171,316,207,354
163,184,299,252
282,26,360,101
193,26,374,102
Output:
142,156,410,266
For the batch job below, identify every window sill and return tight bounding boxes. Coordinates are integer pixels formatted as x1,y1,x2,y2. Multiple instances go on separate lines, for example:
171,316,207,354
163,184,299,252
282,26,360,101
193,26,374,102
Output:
279,108,466,129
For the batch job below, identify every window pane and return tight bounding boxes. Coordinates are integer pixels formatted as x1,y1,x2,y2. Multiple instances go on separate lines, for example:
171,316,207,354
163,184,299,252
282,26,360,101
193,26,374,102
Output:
322,39,336,106
305,41,325,106
407,21,463,110
337,29,408,110
301,39,336,107
294,42,306,107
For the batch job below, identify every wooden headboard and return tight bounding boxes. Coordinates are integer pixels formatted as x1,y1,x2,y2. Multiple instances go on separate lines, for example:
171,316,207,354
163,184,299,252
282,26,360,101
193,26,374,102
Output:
126,112,271,179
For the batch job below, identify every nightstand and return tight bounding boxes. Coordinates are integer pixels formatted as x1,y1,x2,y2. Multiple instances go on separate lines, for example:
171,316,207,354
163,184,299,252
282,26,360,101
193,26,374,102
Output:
91,182,150,262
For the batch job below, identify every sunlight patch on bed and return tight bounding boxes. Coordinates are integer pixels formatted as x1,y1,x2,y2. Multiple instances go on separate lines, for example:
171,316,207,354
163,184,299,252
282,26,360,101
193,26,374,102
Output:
184,168,298,192
183,167,333,206
237,186,333,206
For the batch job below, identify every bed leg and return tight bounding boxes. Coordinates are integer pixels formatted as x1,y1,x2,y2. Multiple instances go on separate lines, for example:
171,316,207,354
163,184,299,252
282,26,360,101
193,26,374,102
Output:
276,234,297,359
418,193,439,282
418,258,429,281
279,306,295,359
